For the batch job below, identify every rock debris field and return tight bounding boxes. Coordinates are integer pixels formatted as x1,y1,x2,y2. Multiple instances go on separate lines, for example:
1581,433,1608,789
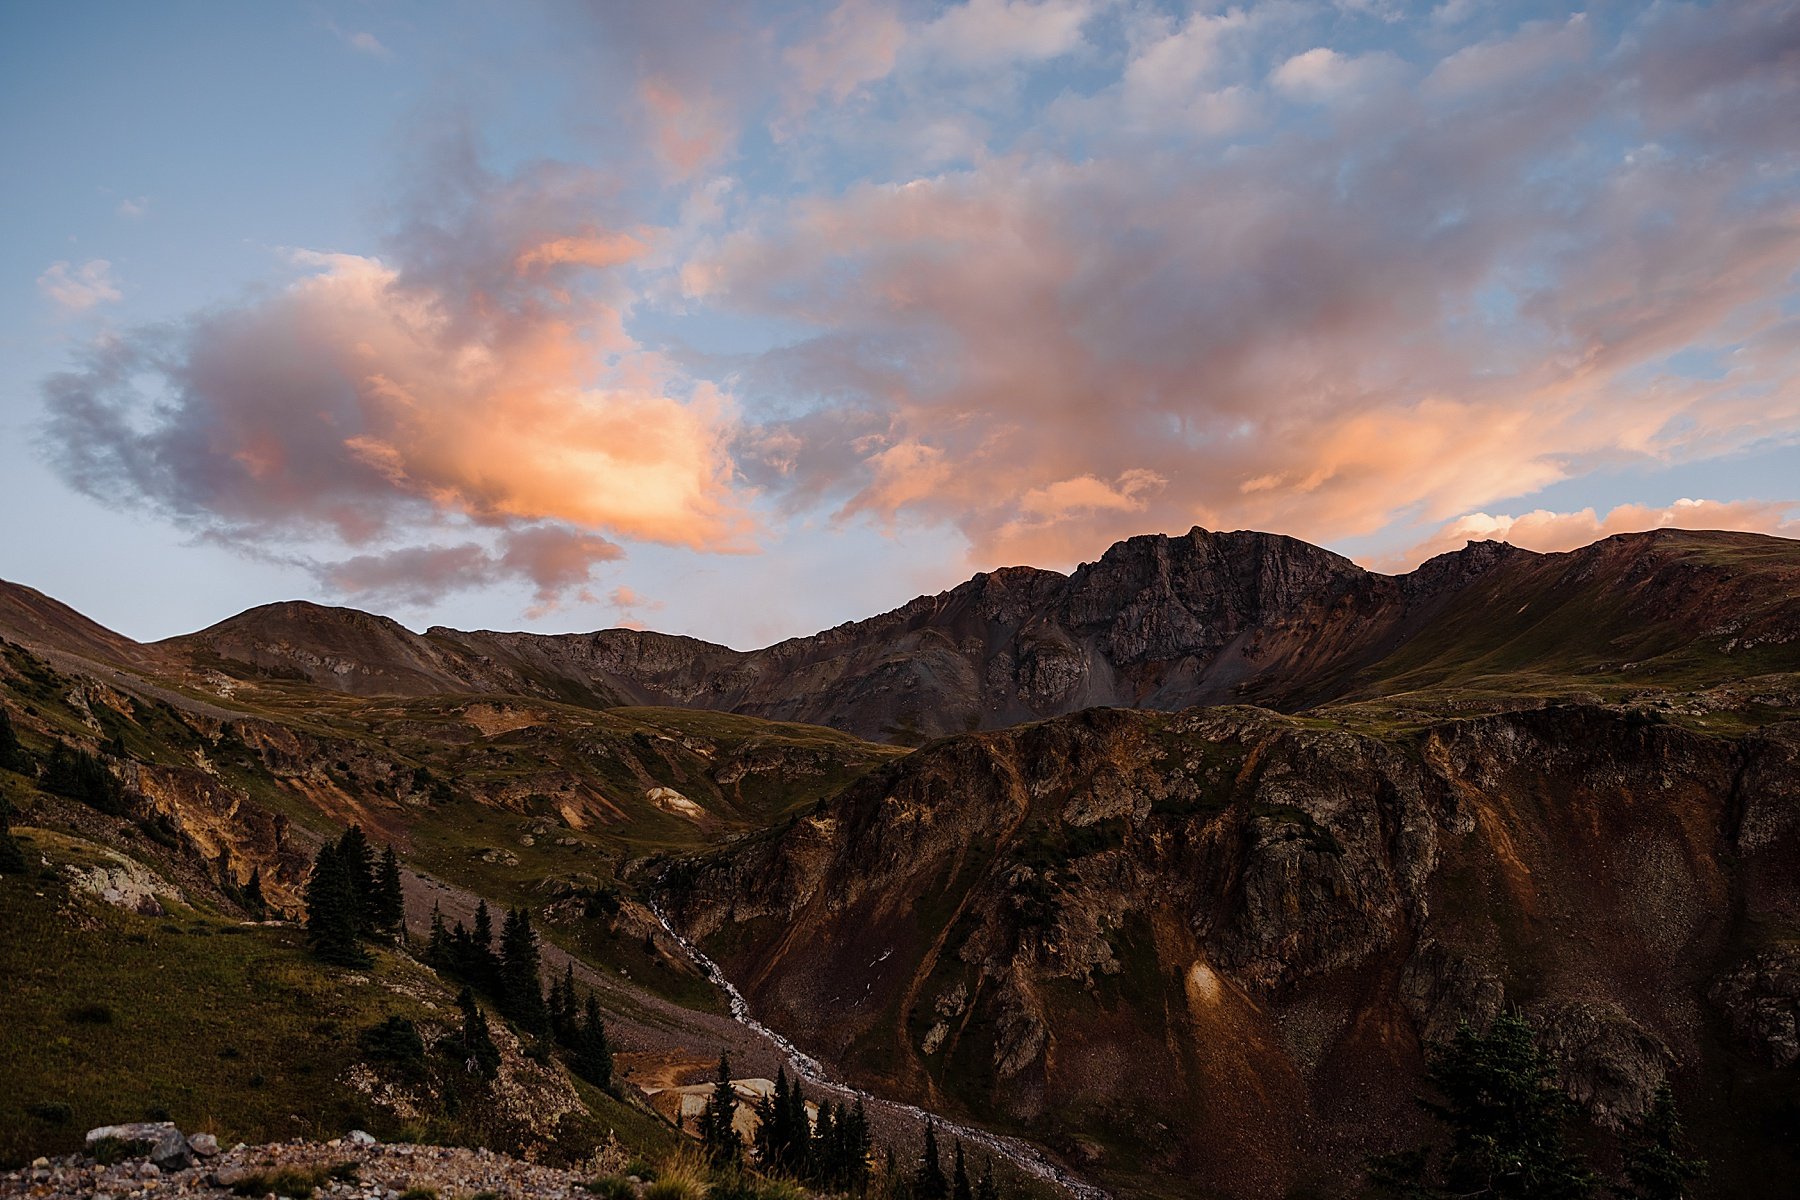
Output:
1,1124,631,1200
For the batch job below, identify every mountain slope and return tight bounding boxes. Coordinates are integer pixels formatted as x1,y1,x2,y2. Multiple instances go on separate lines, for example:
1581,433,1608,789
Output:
139,527,1800,741
660,702,1800,1198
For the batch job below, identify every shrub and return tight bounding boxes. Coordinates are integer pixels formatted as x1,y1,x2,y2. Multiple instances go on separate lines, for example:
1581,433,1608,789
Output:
623,1159,659,1181
400,1189,439,1200
25,1102,72,1126
40,742,127,815
360,1015,426,1065
63,1002,114,1025
584,1177,637,1200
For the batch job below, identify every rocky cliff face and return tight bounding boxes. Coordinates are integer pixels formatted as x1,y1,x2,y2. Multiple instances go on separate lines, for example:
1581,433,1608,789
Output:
123,529,1800,742
661,704,1800,1198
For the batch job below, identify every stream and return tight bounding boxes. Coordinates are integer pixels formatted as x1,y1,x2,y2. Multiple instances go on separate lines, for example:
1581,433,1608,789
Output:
647,898,1112,1200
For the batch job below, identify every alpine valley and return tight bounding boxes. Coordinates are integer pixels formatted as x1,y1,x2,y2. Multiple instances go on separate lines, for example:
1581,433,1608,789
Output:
3,526,1798,1199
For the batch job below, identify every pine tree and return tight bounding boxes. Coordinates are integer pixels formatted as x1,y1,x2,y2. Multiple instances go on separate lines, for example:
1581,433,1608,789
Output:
756,1067,790,1169
499,906,550,1040
335,826,376,932
847,1098,873,1194
470,900,499,990
916,1120,949,1200
242,866,266,918
304,842,370,968
1617,1083,1706,1200
427,903,449,965
974,1156,998,1200
814,1101,837,1186
372,845,405,939
552,962,579,1045
951,1141,972,1200
0,707,33,774
455,986,500,1079
701,1050,741,1163
573,992,613,1090
1370,1011,1595,1200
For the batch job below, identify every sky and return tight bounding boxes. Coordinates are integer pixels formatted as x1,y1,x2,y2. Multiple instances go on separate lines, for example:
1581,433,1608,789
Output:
2,0,1797,650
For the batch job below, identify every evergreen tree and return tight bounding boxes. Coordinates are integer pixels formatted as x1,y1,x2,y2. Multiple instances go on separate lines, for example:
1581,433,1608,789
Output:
701,1050,741,1164
470,900,499,990
427,903,449,966
372,844,405,939
0,707,33,774
755,1067,790,1170
335,826,376,932
814,1101,838,1185
915,1120,949,1200
242,866,266,918
0,792,29,874
974,1156,999,1200
847,1098,873,1194
1616,1083,1706,1200
1370,1011,1594,1200
552,962,579,1045
304,842,370,968
573,992,613,1090
454,986,501,1079
499,906,551,1040
951,1141,972,1200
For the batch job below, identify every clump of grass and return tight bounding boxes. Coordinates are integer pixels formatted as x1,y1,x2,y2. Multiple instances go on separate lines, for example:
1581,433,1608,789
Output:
228,1161,359,1197
584,1177,636,1199
399,1188,438,1200
643,1147,709,1200
622,1159,658,1181
90,1136,154,1165
25,1102,72,1126
63,1001,113,1024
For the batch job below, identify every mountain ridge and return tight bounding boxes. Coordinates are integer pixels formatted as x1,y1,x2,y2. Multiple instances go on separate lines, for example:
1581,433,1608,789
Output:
7,526,1799,741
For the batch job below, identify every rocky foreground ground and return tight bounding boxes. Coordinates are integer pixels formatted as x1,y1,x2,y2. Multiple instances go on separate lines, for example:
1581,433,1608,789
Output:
1,1124,639,1200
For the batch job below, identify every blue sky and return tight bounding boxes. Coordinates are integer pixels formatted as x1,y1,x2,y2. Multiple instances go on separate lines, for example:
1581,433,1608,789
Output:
3,1,1797,648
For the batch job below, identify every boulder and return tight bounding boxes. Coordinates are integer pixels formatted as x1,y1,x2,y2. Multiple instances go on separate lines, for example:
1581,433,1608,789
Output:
84,1122,191,1169
186,1132,219,1158
347,1129,377,1147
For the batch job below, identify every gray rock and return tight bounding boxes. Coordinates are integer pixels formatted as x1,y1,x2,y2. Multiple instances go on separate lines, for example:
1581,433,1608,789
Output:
84,1121,190,1168
187,1132,220,1158
347,1128,378,1146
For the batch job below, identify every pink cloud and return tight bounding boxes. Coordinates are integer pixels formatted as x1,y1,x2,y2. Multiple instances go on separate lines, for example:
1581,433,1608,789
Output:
44,158,751,610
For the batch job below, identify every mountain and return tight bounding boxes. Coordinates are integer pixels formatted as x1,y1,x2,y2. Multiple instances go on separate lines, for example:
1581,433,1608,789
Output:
4,525,1798,1198
661,701,1800,1198
84,526,1800,743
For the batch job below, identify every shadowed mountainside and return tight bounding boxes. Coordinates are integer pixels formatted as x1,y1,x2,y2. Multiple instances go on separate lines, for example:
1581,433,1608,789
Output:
662,701,1800,1199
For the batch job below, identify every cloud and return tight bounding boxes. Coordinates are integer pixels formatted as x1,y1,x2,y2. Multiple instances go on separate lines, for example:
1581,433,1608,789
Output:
41,154,751,610
911,0,1097,70
38,260,122,312
1390,498,1800,568
1270,48,1402,104
692,1,1800,569
116,196,150,219
327,21,392,59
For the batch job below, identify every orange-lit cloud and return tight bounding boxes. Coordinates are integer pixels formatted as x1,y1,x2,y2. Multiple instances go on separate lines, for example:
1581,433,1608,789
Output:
43,160,751,609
